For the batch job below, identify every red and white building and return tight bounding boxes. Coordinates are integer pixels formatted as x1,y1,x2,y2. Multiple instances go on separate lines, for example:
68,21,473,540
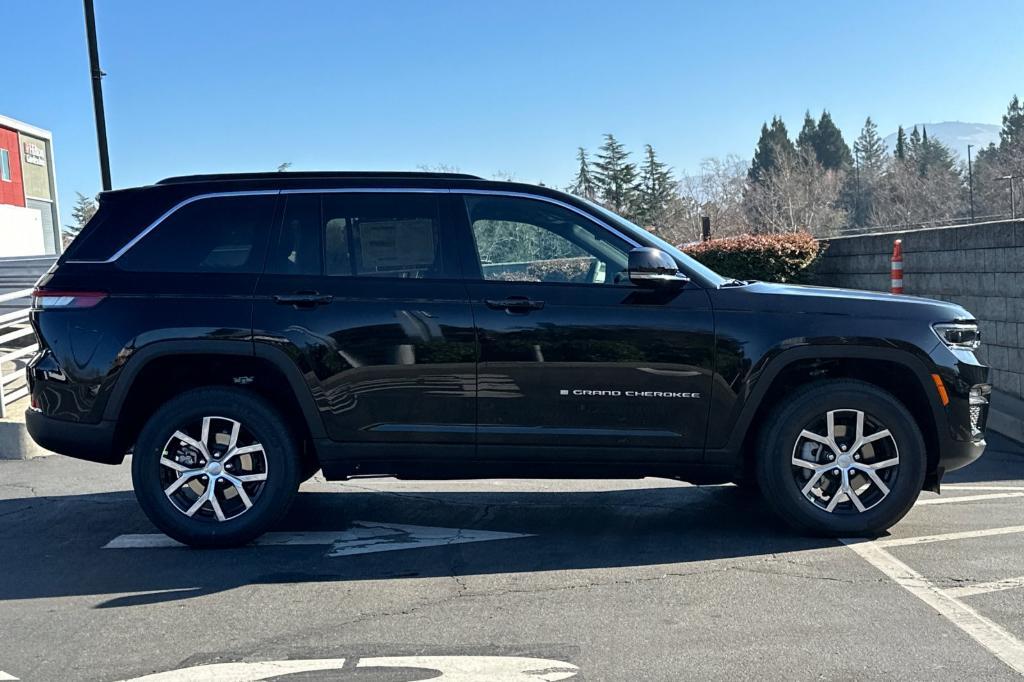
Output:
0,114,61,257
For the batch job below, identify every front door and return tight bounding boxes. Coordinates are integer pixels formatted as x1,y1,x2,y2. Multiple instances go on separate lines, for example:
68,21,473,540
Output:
252,190,478,466
455,193,715,464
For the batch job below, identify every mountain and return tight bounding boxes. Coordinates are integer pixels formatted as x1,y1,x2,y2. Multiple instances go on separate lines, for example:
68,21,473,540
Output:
883,122,999,160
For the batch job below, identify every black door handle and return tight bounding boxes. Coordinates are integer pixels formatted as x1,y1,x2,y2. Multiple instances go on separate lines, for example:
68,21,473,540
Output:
273,292,333,308
484,297,545,312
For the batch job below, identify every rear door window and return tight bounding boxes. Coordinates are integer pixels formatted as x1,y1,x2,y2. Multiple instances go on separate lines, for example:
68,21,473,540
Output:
118,195,276,273
323,193,450,279
264,192,454,279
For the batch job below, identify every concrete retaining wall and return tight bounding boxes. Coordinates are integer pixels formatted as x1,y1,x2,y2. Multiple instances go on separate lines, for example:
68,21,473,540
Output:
816,220,1024,441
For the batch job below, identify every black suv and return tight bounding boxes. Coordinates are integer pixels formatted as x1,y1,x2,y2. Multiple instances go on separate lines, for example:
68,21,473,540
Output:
26,172,990,546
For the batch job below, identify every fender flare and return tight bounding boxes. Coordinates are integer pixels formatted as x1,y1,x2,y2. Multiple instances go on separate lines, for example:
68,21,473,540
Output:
720,344,944,456
102,339,327,439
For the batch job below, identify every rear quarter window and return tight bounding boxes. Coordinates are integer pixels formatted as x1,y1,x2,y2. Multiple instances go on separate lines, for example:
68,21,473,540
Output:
117,195,276,273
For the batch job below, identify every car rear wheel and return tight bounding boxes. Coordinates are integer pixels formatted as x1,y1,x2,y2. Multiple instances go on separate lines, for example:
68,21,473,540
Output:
132,387,300,547
756,380,926,536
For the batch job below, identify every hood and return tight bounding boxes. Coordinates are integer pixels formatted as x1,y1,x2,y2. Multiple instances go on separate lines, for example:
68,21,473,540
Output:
724,281,974,322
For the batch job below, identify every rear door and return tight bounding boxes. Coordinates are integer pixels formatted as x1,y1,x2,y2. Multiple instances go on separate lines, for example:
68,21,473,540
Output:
252,190,478,465
454,192,715,464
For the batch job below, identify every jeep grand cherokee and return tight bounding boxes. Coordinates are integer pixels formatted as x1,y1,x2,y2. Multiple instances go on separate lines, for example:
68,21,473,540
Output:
25,171,990,546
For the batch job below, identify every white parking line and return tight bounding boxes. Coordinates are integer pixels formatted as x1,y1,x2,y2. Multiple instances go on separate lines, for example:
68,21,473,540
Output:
873,525,1024,549
0,671,18,681
945,576,1024,599
943,485,1024,492
916,492,1024,506
843,539,1024,675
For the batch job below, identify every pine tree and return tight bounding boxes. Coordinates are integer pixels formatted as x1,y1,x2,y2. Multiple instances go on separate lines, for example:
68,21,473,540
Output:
853,117,887,175
917,128,958,178
908,125,923,160
65,192,98,238
796,111,817,153
635,144,675,227
972,95,1024,218
569,147,598,201
811,111,852,170
895,126,908,161
593,134,638,215
845,117,889,228
749,117,795,182
998,95,1024,151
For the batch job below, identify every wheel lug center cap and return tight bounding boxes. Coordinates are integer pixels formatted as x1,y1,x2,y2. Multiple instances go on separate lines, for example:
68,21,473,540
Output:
837,454,853,468
206,461,223,476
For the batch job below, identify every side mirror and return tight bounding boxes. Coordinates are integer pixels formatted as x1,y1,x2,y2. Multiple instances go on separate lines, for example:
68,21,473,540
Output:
628,247,689,288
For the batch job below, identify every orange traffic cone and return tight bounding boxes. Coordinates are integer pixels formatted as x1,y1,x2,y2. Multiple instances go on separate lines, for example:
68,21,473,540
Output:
891,239,904,294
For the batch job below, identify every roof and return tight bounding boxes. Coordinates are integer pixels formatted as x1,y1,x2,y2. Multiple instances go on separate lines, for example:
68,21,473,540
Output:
0,113,53,140
156,171,482,185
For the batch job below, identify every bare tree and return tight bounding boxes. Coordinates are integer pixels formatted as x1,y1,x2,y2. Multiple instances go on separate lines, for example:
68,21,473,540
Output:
743,146,847,236
416,163,462,174
677,155,750,242
871,156,966,228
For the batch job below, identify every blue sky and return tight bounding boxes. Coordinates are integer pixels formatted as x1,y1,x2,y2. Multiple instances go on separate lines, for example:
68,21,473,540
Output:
5,0,1024,227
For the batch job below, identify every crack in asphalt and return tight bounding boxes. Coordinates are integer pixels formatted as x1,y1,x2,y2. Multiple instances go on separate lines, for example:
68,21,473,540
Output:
271,551,877,638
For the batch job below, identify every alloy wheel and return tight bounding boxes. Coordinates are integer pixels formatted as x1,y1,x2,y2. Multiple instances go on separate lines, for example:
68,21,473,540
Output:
790,409,899,513
158,416,269,522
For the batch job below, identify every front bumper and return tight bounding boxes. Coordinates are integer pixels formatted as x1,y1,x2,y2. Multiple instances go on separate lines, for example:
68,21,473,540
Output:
937,435,986,472
25,409,124,465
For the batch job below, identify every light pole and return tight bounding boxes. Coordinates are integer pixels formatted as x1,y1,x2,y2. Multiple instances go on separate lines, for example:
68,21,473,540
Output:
1002,175,1019,220
966,144,975,221
84,0,112,191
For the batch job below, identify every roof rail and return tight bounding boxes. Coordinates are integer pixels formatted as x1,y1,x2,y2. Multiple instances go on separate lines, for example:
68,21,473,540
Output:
155,171,483,185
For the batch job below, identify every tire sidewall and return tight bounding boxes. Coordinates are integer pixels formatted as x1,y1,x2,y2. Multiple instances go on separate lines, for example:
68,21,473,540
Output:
131,388,300,547
758,382,926,536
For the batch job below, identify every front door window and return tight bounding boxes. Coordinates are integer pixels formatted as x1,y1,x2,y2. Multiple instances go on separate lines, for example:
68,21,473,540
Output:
465,195,630,285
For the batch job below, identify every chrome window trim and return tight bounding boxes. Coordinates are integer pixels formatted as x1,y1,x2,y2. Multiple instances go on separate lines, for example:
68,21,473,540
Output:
66,186,639,264
66,190,282,264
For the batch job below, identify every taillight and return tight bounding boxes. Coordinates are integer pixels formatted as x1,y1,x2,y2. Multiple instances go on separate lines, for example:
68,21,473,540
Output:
31,289,108,310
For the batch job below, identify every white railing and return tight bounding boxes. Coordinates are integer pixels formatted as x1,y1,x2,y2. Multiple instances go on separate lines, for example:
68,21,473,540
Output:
0,288,36,418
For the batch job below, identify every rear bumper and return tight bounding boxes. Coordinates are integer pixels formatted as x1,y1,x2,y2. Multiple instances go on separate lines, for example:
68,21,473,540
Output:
24,409,124,465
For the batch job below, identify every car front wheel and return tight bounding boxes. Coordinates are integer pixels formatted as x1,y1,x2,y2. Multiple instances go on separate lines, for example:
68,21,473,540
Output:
131,387,300,547
756,379,926,536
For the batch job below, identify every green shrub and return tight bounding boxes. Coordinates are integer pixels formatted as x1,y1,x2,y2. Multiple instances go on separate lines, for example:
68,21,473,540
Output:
682,231,824,283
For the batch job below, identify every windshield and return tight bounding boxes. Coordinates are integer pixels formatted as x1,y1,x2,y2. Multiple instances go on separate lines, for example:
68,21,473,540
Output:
580,199,729,288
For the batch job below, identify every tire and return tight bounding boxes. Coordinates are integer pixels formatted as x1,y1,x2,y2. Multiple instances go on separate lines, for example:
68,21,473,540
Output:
131,387,301,548
756,379,926,537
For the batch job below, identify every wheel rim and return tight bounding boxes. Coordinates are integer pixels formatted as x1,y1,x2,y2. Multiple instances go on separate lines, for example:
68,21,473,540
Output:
158,416,268,522
790,409,899,514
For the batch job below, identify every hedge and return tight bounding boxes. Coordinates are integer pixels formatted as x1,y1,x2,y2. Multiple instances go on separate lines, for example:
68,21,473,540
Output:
682,231,824,283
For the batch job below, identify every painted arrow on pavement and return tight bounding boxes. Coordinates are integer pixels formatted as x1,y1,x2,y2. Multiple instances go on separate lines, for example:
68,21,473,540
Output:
104,521,532,557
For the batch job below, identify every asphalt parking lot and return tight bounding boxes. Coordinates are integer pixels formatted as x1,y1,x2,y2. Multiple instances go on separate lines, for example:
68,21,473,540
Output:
2,434,1024,681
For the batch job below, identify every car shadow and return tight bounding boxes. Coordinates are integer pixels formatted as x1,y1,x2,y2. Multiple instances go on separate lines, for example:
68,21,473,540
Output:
0,483,835,609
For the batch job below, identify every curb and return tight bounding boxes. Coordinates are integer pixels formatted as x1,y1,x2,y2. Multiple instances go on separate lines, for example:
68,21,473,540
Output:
0,420,50,460
0,397,51,460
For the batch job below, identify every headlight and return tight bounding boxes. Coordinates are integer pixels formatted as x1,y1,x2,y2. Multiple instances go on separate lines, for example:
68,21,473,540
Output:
932,322,981,351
